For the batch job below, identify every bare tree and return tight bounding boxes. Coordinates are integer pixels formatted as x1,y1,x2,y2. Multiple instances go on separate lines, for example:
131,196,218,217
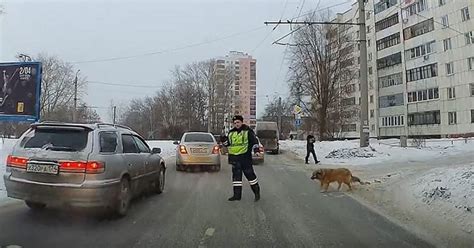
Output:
30,53,87,121
288,14,357,140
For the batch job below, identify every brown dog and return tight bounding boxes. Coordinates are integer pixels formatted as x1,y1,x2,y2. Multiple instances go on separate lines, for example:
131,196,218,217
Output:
310,168,365,192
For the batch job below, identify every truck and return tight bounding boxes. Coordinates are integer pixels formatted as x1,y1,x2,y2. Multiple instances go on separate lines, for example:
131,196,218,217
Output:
255,121,279,154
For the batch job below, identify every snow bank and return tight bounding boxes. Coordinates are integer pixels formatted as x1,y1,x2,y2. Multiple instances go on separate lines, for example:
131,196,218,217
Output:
410,165,474,233
280,138,474,166
146,140,176,160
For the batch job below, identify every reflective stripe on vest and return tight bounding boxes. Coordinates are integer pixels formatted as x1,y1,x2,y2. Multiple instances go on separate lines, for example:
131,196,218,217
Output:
228,130,249,155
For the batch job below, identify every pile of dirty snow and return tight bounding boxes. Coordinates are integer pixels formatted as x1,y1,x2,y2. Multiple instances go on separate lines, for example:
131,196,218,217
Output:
325,146,380,159
411,165,474,233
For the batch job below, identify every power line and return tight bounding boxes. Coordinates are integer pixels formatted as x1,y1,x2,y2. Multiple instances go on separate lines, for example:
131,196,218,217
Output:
70,26,265,64
87,80,163,89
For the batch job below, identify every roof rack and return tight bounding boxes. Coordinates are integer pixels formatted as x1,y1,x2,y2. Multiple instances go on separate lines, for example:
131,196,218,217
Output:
96,123,133,131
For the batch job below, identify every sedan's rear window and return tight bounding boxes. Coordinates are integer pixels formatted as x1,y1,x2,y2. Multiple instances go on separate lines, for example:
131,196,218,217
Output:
184,133,214,143
20,128,89,151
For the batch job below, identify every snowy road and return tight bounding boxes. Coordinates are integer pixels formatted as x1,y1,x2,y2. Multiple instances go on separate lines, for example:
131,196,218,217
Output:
0,152,432,248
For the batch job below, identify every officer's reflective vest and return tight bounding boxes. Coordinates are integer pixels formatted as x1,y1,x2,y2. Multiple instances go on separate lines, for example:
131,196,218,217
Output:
228,130,249,155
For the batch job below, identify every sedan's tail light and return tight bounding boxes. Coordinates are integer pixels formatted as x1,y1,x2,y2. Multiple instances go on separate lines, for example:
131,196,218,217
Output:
6,155,28,169
59,161,105,174
179,145,188,154
212,145,220,154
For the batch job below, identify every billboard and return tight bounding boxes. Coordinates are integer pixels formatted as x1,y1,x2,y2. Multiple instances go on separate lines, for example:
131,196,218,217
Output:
0,62,42,122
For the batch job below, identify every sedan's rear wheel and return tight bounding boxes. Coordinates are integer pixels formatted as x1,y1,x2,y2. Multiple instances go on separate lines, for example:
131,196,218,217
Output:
25,201,46,210
114,178,131,217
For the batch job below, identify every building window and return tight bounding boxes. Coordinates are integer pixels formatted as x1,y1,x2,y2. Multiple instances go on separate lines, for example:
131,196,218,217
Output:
461,7,470,22
407,88,439,103
377,52,402,70
342,124,357,132
370,95,374,103
470,83,474,96
381,115,405,127
368,53,373,61
375,0,398,14
403,0,428,16
468,57,474,70
441,15,449,28
369,67,373,75
465,31,474,45
471,110,474,123
370,109,374,118
408,111,441,125
368,39,371,47
447,87,456,99
439,0,446,6
367,25,371,33
367,11,371,20
448,112,457,125
342,97,356,106
405,40,435,60
375,13,399,32
379,72,403,88
379,93,404,108
376,32,401,51
446,62,454,75
403,18,434,40
406,63,438,82
356,30,360,38
443,38,452,51
371,124,375,131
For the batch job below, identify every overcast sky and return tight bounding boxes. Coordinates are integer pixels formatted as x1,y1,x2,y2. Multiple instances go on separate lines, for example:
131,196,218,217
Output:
1,0,352,122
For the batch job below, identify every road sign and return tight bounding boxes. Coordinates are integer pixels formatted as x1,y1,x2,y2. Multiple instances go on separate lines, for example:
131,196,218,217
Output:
0,62,42,122
295,118,302,127
293,105,302,114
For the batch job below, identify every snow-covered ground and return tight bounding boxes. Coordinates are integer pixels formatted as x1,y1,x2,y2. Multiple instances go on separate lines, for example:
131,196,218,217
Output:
146,140,177,161
280,138,474,246
280,138,474,166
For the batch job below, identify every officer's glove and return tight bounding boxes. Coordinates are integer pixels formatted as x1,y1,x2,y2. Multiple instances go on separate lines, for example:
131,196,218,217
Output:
223,140,230,147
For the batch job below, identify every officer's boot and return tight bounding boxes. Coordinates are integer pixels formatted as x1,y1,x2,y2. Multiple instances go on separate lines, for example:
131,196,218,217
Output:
250,183,260,202
228,186,242,201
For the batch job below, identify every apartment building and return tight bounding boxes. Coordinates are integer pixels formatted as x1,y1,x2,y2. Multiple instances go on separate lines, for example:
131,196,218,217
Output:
373,0,474,137
332,0,379,138
214,51,257,133
333,0,474,138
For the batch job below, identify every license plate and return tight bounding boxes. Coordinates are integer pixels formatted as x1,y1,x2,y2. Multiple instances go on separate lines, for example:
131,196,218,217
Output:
190,147,208,154
27,163,59,175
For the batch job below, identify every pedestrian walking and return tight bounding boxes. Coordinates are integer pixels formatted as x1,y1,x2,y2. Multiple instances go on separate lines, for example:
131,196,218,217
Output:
289,134,294,141
305,135,320,164
222,115,261,201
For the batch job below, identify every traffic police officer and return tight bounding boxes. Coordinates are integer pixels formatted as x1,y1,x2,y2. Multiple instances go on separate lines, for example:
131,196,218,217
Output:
223,115,260,201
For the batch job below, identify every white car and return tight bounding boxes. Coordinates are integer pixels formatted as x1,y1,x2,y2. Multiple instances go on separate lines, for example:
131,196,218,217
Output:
175,132,221,171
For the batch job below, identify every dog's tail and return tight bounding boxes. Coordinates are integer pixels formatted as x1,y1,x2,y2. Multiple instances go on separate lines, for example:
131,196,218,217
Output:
351,176,370,185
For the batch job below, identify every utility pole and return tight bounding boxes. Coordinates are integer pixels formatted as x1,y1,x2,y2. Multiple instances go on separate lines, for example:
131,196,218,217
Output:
358,0,369,147
277,96,282,134
73,69,80,123
112,106,117,124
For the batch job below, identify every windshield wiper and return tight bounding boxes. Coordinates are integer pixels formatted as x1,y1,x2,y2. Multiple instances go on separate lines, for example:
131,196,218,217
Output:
44,145,78,151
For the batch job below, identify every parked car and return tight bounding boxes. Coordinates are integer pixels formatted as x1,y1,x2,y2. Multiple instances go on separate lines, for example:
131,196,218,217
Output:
175,132,221,171
256,121,280,154
252,137,265,164
3,122,166,217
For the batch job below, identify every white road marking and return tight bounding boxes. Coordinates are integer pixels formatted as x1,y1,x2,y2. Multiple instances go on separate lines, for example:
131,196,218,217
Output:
198,227,215,248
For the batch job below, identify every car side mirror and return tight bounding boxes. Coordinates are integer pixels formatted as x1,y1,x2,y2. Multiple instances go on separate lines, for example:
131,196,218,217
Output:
151,148,161,154
173,141,179,145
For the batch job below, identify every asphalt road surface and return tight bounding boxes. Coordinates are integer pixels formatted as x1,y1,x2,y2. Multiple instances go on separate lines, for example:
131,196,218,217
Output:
0,152,433,248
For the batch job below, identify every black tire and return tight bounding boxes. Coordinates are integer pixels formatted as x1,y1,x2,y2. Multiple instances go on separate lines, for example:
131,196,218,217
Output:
25,201,46,210
153,165,165,194
176,163,183,171
114,178,131,217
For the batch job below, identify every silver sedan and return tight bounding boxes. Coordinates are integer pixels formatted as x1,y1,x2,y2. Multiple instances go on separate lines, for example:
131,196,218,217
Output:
175,132,221,171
